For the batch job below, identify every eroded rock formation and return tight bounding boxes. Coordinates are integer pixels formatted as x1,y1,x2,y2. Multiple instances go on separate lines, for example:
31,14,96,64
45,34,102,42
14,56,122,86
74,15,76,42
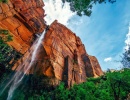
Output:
0,0,46,54
12,20,103,88
0,0,103,88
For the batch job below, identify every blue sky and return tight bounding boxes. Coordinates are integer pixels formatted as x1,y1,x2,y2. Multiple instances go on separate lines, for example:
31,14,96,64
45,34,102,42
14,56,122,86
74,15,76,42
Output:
44,0,130,71
67,0,130,70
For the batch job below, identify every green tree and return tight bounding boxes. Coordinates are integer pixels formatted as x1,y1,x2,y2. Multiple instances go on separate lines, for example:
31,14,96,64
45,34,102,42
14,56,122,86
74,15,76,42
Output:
0,30,14,81
0,30,13,63
62,0,116,16
106,69,130,100
121,46,130,68
0,0,8,3
53,82,70,100
1,69,129,100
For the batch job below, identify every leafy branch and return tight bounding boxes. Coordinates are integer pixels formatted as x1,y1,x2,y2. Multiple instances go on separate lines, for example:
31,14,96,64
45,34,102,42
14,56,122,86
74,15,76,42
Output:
62,0,116,16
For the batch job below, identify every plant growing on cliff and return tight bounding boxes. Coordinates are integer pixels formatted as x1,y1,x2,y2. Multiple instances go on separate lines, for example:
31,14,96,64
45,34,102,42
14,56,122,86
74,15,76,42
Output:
0,30,14,78
62,0,116,16
0,30,13,62
0,0,8,3
0,30,12,42
0,29,21,80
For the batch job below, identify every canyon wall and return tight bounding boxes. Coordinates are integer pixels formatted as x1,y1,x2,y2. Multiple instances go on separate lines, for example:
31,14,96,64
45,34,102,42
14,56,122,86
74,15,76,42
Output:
13,20,103,87
0,0,103,88
0,0,46,54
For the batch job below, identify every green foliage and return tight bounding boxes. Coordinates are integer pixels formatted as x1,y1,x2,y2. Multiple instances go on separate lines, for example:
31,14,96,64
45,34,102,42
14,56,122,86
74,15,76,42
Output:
0,30,13,42
106,69,130,100
1,69,129,100
62,0,116,16
53,82,70,100
0,30,21,83
121,46,130,68
0,30,13,63
0,0,8,3
12,90,25,100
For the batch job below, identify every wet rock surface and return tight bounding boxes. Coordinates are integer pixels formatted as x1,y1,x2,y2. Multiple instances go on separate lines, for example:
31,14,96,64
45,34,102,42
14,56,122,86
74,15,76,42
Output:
0,0,103,88
13,21,103,87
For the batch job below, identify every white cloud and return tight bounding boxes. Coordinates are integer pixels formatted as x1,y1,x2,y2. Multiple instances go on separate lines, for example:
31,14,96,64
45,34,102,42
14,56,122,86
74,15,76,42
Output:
104,57,112,62
43,0,75,25
125,23,130,50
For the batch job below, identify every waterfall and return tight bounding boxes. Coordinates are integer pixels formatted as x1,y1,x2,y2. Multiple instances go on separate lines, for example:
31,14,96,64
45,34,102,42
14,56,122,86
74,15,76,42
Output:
1,29,46,100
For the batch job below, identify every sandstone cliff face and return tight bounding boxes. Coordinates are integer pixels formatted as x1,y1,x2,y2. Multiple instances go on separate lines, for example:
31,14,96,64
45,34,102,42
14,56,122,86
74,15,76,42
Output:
89,56,104,77
12,20,103,88
0,0,103,88
0,0,46,54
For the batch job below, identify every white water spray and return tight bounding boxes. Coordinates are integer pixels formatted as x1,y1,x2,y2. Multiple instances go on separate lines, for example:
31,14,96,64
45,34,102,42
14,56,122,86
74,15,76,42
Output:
2,29,46,100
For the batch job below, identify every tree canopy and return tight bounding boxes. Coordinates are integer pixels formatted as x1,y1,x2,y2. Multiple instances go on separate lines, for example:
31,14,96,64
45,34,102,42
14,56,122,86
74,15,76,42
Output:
62,0,116,16
1,69,130,100
0,0,8,3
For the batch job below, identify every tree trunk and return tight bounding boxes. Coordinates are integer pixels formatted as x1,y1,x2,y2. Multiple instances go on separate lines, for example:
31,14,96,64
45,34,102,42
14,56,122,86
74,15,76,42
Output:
114,95,119,100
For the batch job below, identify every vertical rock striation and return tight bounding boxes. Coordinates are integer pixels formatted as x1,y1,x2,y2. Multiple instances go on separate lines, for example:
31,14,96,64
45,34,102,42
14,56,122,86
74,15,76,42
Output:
0,0,103,88
0,0,46,54
13,20,103,88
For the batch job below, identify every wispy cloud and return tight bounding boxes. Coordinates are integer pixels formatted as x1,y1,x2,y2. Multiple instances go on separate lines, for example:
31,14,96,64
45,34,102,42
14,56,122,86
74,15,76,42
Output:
104,57,112,62
43,0,130,70
125,23,130,50
43,0,75,25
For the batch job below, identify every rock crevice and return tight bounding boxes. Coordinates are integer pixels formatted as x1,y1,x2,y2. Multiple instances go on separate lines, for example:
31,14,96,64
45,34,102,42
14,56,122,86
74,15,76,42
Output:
13,20,103,88
0,0,103,88
0,0,46,54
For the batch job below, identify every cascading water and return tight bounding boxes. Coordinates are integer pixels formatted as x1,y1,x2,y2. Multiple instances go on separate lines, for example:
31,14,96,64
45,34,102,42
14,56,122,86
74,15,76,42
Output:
1,29,47,100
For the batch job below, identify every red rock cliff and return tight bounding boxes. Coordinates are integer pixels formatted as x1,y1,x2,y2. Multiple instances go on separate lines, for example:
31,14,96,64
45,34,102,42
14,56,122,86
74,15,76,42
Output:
0,0,103,88
0,0,46,54
13,20,103,88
